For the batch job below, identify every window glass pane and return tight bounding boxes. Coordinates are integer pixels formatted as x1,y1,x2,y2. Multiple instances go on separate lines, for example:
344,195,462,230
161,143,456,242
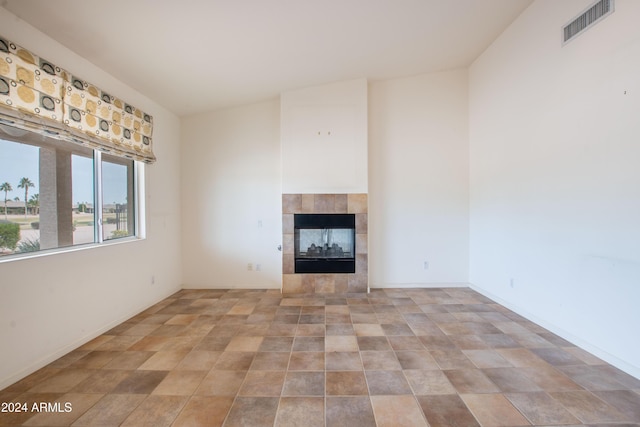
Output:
0,126,94,256
102,154,134,241
0,138,39,255
72,154,94,245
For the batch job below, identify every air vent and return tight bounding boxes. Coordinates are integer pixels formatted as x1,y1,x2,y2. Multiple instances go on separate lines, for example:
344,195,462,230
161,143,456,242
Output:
563,0,614,45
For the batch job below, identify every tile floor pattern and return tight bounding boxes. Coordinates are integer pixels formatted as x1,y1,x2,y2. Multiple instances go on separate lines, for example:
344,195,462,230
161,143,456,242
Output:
1,288,640,426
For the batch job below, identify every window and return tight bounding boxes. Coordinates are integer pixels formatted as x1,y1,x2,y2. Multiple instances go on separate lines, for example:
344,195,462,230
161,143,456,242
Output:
0,124,142,258
101,154,135,241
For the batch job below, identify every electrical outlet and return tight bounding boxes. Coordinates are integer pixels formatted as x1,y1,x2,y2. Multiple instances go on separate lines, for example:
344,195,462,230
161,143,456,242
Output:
423,261,429,270
247,263,253,271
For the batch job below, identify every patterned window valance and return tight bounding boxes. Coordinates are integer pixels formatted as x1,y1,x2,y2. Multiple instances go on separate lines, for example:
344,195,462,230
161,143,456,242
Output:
0,36,155,163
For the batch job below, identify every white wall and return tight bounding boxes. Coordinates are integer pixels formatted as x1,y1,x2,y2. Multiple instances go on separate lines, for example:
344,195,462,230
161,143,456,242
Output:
181,100,282,289
368,70,469,287
281,79,368,194
0,11,182,388
469,0,640,377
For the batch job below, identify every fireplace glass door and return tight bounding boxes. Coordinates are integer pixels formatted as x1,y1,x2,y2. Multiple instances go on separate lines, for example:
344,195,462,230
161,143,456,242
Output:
294,214,356,273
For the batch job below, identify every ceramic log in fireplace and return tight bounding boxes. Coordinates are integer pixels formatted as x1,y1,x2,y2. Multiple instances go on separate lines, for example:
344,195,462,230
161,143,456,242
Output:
294,214,356,273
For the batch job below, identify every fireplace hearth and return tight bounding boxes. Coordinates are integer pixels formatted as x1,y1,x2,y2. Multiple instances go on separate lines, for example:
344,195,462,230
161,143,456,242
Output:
294,214,355,273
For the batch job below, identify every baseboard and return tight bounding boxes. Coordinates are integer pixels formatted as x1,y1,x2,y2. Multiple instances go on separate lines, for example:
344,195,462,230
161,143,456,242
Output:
369,282,471,289
181,284,281,290
0,285,181,390
469,283,640,381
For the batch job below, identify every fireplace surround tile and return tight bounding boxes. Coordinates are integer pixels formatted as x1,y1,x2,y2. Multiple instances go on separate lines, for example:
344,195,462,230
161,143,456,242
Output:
348,274,368,293
356,234,368,255
335,194,348,212
283,254,294,274
315,275,336,293
282,193,368,294
283,194,301,214
356,254,368,273
283,274,303,293
282,233,294,255
356,214,368,233
348,194,368,213
334,275,349,293
282,214,294,233
301,194,315,213
314,194,335,213
301,275,316,293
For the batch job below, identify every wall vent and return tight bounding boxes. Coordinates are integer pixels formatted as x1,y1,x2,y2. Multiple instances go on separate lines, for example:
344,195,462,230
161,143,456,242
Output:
563,0,614,45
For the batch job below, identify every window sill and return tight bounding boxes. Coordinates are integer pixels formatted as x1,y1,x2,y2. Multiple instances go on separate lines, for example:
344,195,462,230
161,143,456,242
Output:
0,235,144,264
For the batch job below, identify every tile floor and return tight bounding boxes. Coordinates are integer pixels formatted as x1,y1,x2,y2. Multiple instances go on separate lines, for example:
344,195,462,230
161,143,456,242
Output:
1,287,639,426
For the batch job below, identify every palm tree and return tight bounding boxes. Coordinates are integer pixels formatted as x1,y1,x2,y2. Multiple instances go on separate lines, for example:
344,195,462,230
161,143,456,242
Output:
17,177,34,219
28,193,39,215
0,182,11,220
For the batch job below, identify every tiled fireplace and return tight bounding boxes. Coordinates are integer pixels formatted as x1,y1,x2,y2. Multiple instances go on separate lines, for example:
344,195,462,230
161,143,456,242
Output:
282,193,368,294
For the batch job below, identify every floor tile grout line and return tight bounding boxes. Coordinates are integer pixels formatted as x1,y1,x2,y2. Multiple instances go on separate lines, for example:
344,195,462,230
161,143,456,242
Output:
4,288,640,426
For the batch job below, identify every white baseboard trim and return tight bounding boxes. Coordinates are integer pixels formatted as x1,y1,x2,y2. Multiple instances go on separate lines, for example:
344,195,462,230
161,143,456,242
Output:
469,283,640,381
369,282,471,289
181,284,281,290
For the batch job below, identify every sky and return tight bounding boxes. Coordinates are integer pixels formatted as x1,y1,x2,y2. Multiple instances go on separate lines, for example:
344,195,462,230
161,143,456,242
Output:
0,138,128,205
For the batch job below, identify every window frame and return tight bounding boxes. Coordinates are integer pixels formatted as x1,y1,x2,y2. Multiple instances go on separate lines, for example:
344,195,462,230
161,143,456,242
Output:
0,127,146,263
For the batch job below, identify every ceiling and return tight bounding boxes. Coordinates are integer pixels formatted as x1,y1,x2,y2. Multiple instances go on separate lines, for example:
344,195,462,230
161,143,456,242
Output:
2,0,533,117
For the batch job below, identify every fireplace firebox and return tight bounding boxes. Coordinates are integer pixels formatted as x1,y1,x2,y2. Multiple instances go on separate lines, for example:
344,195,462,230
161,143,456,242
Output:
294,214,356,273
